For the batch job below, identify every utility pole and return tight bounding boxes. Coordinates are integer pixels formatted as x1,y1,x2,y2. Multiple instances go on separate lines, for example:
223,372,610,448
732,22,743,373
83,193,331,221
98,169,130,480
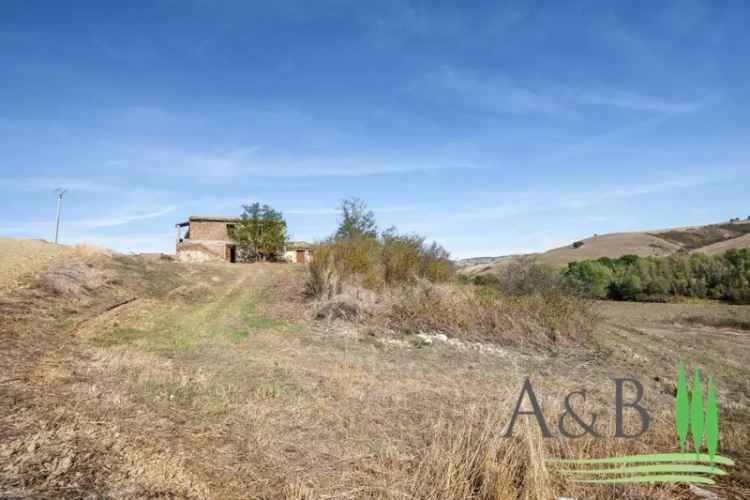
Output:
54,188,67,244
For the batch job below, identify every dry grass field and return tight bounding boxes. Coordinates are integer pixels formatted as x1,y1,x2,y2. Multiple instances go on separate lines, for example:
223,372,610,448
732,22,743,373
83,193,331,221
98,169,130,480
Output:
2,240,750,499
0,237,77,292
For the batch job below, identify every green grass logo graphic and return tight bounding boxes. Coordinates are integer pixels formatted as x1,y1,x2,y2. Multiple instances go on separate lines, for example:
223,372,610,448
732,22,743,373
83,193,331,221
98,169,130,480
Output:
547,362,734,485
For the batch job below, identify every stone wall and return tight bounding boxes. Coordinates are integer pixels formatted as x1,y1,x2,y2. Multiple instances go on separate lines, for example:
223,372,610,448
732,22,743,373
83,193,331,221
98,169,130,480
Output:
176,240,227,262
189,221,234,241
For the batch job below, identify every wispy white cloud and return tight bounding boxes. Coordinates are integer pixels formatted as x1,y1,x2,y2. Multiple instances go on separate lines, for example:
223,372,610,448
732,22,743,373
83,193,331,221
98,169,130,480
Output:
571,89,707,113
0,205,176,233
451,172,734,222
69,205,177,229
416,67,569,116
415,66,710,117
115,145,480,179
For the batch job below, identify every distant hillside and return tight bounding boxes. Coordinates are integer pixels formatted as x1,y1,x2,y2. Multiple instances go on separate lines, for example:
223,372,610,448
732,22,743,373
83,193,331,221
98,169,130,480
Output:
456,255,532,276
651,220,750,250
536,232,680,267
695,232,750,255
462,218,750,276
455,255,521,268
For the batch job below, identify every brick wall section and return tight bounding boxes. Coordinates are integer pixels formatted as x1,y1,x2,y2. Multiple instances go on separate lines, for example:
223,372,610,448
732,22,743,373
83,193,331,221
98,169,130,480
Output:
189,221,234,241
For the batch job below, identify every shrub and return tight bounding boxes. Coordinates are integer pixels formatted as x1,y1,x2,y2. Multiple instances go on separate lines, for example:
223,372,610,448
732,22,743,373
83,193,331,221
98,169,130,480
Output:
306,201,455,298
306,242,339,298
306,236,383,297
382,230,425,285
572,240,584,249
608,274,642,301
421,241,455,282
490,259,563,296
563,261,612,299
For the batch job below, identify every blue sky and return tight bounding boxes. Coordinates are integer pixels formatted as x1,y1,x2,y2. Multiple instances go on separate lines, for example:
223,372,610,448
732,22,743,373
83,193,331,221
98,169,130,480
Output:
1,1,748,258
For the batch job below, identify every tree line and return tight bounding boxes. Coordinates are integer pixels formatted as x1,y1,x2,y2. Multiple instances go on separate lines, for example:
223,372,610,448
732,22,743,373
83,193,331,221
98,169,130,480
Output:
562,250,750,304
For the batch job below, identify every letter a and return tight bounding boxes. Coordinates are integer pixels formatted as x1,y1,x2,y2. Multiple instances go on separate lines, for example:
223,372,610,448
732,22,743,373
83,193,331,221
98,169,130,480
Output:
502,379,553,438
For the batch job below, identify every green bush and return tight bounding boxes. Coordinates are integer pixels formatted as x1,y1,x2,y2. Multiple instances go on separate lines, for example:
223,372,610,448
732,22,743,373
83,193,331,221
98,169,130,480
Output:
608,274,642,301
564,260,612,299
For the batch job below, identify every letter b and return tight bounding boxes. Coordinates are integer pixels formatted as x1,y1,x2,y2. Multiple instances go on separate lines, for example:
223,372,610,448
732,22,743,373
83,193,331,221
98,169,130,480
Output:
613,378,651,438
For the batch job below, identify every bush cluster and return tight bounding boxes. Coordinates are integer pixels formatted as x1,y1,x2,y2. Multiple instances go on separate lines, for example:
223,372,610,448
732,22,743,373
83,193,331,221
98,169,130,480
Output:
563,249,750,304
307,216,454,298
468,259,564,296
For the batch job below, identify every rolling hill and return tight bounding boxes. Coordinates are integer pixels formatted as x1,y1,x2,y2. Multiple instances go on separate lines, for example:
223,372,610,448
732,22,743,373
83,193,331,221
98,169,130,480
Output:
459,218,750,275
695,232,750,255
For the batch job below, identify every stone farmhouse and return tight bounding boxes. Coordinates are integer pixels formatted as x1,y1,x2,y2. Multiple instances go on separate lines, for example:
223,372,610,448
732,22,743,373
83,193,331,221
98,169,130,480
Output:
175,216,311,264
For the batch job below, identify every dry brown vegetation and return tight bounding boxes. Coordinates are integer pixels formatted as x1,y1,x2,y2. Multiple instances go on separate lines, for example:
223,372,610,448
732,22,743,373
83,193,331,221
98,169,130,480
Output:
382,283,593,348
2,240,750,499
653,221,750,251
0,237,94,293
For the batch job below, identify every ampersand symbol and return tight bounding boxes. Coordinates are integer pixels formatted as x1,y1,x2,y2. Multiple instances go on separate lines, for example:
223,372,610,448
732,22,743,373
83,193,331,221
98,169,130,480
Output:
558,389,601,438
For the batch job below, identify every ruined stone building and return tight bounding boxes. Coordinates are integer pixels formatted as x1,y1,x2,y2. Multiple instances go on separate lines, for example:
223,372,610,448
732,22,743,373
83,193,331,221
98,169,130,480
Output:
175,216,311,263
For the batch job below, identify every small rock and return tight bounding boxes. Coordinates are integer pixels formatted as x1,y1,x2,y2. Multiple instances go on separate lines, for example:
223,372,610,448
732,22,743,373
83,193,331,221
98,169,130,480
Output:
416,333,433,345
689,485,722,500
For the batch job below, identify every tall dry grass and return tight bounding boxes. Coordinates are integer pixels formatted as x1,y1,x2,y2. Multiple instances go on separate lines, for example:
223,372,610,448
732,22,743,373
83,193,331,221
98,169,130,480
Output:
384,283,594,347
385,403,689,500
